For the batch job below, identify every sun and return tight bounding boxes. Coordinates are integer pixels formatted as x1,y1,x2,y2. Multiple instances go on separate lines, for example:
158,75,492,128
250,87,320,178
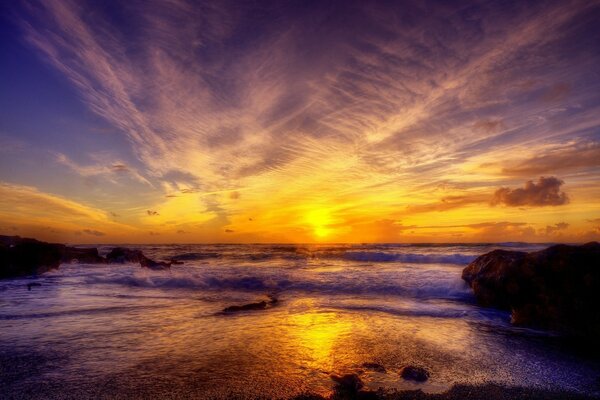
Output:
305,209,333,240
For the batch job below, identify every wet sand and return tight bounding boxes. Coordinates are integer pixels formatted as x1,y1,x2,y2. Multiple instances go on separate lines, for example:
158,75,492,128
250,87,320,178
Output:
293,383,600,400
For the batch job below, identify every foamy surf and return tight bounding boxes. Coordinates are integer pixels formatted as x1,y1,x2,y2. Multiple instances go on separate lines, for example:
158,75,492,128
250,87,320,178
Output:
2,243,597,399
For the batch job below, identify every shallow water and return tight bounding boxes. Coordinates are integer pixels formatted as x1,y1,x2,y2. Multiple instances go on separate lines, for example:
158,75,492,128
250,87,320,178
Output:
1,243,599,399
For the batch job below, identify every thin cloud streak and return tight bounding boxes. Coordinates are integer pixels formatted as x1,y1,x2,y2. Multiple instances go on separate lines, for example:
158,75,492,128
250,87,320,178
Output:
5,0,600,242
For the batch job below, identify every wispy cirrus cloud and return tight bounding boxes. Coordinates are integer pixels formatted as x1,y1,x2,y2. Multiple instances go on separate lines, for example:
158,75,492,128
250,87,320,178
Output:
6,0,600,242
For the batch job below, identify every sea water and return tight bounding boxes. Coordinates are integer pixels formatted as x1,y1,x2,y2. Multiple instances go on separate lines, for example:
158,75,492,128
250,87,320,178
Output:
1,243,598,398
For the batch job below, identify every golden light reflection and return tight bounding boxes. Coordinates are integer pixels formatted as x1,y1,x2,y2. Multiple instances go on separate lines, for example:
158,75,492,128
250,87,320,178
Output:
287,309,353,372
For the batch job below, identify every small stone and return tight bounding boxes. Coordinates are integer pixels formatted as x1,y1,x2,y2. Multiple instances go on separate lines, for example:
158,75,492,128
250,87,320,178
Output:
331,373,364,392
400,365,429,382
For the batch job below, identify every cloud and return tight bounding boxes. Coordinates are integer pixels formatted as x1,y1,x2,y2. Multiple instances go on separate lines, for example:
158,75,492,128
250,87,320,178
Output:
406,194,487,214
472,119,505,133
81,229,106,236
225,229,234,233
55,153,152,186
0,181,135,241
491,177,569,207
545,222,569,235
0,181,109,221
8,1,600,242
110,164,129,173
501,141,600,176
541,83,571,103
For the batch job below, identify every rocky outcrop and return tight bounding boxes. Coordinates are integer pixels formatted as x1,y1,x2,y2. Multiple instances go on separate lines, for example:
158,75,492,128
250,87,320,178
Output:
0,236,64,279
105,247,145,264
106,247,171,270
1,235,172,278
462,242,600,337
62,247,106,264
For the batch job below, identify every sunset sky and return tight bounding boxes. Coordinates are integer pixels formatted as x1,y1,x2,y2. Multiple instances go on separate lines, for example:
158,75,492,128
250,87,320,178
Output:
1,0,599,243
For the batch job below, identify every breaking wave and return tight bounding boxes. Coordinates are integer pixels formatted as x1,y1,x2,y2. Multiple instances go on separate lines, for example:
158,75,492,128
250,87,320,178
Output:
84,269,473,301
341,251,475,264
167,249,476,264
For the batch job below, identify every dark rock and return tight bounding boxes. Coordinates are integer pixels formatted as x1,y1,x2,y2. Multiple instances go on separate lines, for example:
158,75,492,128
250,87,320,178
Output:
107,247,170,270
171,252,220,261
26,282,42,291
462,242,600,337
62,247,106,264
400,366,429,382
222,295,278,313
106,247,145,264
362,362,386,373
356,390,379,400
139,257,171,270
223,300,267,312
0,236,64,279
331,373,364,392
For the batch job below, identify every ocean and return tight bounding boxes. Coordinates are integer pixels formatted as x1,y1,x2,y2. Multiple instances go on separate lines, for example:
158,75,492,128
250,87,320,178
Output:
1,243,599,399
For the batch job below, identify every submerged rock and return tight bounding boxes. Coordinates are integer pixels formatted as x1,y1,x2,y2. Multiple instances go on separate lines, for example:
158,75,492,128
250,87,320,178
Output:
399,366,430,382
222,295,278,313
223,300,268,312
361,362,386,373
462,242,600,338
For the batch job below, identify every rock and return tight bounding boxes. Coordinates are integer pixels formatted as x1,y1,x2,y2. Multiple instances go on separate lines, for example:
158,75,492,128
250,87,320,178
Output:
331,373,364,392
223,300,267,312
462,242,600,337
1,235,64,279
222,295,278,313
170,259,184,265
139,257,171,270
0,235,174,278
62,247,106,264
361,362,386,373
107,247,170,270
106,247,145,264
400,366,429,382
356,390,379,400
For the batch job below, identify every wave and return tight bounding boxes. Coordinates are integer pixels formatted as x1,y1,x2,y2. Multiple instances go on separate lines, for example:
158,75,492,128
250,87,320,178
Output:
341,251,476,264
171,252,221,261
85,271,473,300
0,304,166,320
167,250,476,264
330,304,475,319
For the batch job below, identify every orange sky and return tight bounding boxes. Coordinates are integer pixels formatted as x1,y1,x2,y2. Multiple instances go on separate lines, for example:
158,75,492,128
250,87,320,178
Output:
1,0,599,243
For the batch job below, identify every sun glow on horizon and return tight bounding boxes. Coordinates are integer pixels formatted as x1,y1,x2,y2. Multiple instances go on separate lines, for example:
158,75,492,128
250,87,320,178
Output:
0,1,599,244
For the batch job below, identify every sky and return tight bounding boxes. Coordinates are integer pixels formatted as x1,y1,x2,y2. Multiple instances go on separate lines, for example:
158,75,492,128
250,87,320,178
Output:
0,0,599,244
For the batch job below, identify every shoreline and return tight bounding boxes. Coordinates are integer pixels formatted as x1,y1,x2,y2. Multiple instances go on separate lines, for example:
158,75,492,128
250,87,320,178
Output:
292,383,600,400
